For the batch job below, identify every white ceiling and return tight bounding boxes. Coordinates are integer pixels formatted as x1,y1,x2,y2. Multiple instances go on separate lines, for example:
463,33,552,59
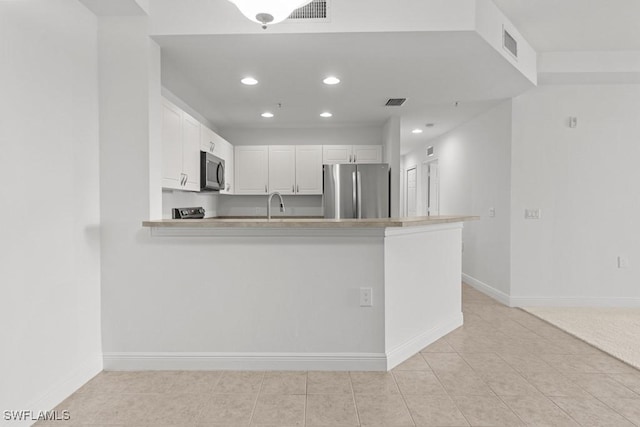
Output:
491,0,640,52
156,31,532,155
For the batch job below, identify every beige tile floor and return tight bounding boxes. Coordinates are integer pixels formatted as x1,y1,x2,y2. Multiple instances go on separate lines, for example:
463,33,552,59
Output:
35,284,640,426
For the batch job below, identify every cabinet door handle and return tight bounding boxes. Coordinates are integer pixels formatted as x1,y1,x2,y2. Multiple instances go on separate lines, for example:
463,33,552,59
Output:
180,173,184,186
265,185,268,193
292,185,295,193
354,154,357,163
297,184,299,193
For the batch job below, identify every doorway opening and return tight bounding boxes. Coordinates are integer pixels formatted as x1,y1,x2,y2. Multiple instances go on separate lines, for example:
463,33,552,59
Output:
406,166,417,217
422,159,439,216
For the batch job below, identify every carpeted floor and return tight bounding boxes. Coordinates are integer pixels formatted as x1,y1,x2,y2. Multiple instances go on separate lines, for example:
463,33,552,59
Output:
522,307,640,370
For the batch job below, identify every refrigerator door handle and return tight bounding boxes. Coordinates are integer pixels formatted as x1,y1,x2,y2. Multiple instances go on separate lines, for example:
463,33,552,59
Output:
352,171,357,219
357,171,362,219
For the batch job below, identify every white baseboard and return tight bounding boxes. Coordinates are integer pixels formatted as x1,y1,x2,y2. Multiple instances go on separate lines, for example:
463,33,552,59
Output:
11,355,103,427
103,352,387,371
462,273,640,308
385,312,463,370
462,273,511,306
511,296,640,308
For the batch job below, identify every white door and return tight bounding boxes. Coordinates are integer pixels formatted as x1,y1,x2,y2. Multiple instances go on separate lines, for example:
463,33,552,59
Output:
423,160,440,216
322,145,352,164
295,145,323,194
353,145,382,164
406,167,417,217
268,146,296,194
235,146,268,194
181,112,201,191
161,100,183,190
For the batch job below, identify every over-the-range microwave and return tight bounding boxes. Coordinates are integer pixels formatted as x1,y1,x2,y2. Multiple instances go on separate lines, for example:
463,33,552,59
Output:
200,151,225,191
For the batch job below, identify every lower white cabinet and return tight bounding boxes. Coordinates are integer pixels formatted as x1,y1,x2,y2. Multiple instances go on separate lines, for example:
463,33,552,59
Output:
234,145,269,194
161,99,200,191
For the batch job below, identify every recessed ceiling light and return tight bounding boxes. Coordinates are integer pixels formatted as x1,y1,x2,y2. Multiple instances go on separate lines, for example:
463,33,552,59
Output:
320,112,333,118
261,112,274,118
412,129,423,134
241,77,258,85
323,76,340,85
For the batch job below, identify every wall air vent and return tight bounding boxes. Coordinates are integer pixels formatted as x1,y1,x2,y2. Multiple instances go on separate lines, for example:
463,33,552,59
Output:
503,27,518,59
385,98,407,107
288,0,329,21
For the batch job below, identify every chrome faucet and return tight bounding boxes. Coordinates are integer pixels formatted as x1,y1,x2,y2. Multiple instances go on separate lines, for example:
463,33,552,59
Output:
267,192,285,220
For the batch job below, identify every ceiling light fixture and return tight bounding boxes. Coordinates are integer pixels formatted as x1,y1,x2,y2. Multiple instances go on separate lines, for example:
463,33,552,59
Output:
227,0,313,29
320,112,333,118
241,77,258,85
261,112,274,118
412,129,423,134
323,76,341,85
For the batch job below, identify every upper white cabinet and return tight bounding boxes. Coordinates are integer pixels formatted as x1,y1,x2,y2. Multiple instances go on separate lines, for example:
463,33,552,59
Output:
353,145,383,164
295,145,323,195
323,145,382,164
234,145,269,195
201,125,234,194
161,99,200,191
268,146,296,194
219,139,234,194
200,125,225,158
265,145,323,195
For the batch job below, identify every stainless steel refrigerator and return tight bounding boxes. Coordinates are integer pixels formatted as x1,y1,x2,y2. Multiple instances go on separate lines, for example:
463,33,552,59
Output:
323,164,390,219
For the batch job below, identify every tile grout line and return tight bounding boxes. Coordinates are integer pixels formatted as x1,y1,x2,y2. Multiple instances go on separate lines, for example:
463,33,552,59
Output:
247,371,265,426
391,370,418,427
348,371,362,426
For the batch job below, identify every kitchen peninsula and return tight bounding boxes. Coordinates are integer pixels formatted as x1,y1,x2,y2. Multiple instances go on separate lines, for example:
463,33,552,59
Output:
124,215,475,372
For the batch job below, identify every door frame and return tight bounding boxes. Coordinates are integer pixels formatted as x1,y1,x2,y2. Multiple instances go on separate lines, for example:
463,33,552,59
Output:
421,158,439,216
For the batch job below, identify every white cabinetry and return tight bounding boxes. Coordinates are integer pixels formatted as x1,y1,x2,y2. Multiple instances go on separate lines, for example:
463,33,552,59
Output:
219,139,234,194
266,145,323,195
200,125,225,158
322,145,382,164
201,125,234,194
295,145,323,194
268,146,296,194
161,99,200,191
234,145,269,195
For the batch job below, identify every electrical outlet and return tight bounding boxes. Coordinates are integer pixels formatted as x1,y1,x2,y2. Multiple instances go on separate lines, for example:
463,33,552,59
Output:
618,256,629,269
488,207,496,218
360,287,372,307
525,209,541,220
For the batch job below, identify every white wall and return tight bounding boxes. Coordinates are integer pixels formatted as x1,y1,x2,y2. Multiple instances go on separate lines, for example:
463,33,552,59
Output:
0,0,102,419
402,101,513,298
511,85,640,305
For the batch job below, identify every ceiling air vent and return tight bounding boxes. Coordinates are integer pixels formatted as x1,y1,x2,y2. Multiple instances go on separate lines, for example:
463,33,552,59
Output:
288,0,329,21
503,26,518,59
385,98,407,107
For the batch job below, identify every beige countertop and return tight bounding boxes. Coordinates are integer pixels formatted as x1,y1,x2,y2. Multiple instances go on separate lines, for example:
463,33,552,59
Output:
142,215,478,229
